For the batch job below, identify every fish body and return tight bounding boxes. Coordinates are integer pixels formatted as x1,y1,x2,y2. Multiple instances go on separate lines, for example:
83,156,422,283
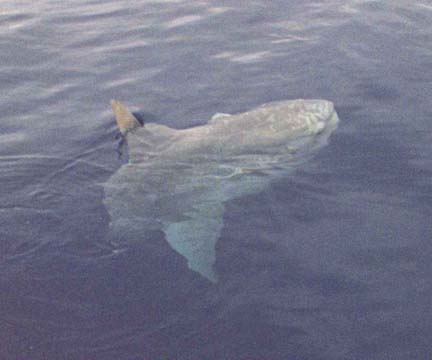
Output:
104,99,339,281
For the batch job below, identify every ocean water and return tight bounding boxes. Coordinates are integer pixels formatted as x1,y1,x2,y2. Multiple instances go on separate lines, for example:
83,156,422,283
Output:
1,1,432,359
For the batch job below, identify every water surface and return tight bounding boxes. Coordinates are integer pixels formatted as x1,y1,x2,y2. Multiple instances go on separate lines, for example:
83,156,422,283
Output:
1,1,432,359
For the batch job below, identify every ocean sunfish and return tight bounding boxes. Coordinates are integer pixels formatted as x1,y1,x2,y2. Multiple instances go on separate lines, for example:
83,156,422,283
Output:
104,99,339,282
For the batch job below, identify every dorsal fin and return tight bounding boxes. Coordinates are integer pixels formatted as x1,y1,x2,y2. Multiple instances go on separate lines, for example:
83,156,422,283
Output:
110,99,141,135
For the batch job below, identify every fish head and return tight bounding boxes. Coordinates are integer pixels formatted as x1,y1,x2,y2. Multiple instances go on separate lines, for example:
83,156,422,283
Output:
264,99,337,136
236,99,339,156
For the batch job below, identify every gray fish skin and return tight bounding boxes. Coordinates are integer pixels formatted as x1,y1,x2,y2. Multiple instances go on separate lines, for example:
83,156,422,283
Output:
104,99,339,282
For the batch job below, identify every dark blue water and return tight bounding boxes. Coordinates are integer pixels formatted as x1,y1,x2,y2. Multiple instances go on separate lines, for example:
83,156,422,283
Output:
1,1,432,359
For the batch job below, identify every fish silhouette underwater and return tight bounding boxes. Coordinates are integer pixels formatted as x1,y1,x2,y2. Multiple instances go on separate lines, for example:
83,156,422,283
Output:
104,99,339,282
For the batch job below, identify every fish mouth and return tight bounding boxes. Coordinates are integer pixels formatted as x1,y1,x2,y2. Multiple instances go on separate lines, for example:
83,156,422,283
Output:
298,110,339,150
316,110,339,134
327,110,340,130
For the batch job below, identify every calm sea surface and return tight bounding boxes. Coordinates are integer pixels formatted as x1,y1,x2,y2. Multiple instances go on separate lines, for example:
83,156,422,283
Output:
1,1,432,359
